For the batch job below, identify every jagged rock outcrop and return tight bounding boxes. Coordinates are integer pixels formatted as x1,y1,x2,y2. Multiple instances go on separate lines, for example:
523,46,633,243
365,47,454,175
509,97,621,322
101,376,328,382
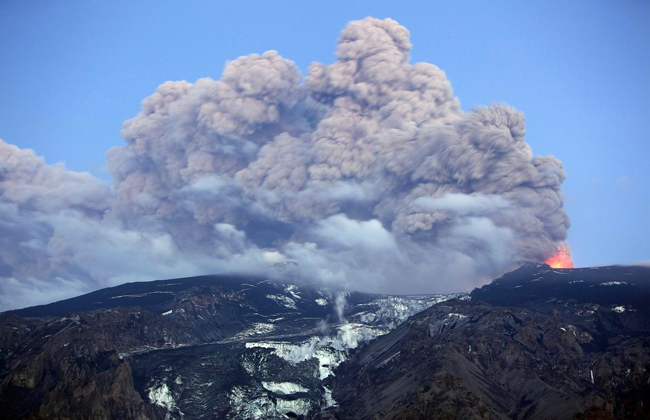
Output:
0,313,162,420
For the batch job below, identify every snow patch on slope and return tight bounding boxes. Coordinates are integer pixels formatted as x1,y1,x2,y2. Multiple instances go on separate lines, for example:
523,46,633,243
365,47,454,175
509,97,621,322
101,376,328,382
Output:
148,383,175,410
284,285,302,300
266,294,298,310
236,323,275,338
229,385,315,419
262,381,309,395
246,322,385,380
350,294,465,329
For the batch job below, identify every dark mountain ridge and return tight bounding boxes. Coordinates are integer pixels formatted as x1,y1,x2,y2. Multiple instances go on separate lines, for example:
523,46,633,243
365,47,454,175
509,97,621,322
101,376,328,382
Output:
1,264,649,419
7,274,288,318
1,273,461,419
471,262,650,309
321,263,650,420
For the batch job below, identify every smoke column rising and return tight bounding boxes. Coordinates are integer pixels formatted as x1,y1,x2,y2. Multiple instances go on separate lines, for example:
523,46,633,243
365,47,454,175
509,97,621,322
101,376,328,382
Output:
0,18,569,311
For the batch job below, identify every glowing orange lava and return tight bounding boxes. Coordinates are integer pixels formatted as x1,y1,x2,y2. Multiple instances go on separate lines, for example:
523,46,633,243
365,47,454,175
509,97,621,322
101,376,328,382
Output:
545,245,574,268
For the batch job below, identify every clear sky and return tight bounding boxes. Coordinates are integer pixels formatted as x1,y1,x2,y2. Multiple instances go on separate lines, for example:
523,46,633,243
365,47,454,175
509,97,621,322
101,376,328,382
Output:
1,0,649,269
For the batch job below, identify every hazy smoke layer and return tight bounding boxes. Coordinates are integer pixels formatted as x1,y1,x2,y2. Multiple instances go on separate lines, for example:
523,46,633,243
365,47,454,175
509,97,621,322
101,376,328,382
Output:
0,18,569,311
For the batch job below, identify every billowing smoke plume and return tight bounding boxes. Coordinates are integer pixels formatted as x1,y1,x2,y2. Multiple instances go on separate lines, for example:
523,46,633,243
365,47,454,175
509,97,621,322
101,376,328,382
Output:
0,18,569,311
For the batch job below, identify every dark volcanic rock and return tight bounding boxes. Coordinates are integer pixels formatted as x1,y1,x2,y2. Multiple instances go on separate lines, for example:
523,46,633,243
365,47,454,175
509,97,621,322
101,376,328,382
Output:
321,264,650,420
0,313,162,420
471,263,650,311
1,274,456,419
3,265,648,419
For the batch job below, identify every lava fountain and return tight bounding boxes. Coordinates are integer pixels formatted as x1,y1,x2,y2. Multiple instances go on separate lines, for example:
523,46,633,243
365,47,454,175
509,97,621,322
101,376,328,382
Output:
545,244,574,268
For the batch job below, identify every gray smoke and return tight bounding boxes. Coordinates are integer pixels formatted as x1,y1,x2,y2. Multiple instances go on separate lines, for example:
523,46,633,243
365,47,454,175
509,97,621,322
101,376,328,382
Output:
0,18,569,311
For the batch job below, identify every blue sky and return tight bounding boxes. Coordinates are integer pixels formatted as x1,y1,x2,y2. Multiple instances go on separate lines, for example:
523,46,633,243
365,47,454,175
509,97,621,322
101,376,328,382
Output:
1,0,649,268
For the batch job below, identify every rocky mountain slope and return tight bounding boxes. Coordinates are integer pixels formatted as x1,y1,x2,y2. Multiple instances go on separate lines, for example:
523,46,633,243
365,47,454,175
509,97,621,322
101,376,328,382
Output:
321,263,650,420
2,264,649,420
0,274,461,419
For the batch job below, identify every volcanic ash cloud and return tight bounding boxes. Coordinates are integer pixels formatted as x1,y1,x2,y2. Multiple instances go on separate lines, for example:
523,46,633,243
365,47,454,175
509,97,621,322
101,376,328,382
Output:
0,18,570,310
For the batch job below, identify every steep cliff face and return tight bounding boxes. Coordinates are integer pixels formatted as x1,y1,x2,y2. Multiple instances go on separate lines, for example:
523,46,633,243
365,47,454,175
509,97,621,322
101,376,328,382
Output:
321,264,650,420
0,313,163,420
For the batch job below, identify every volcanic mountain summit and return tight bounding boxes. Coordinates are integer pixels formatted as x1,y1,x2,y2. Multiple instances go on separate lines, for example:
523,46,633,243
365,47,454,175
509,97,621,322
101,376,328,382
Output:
321,263,650,419
1,263,649,420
